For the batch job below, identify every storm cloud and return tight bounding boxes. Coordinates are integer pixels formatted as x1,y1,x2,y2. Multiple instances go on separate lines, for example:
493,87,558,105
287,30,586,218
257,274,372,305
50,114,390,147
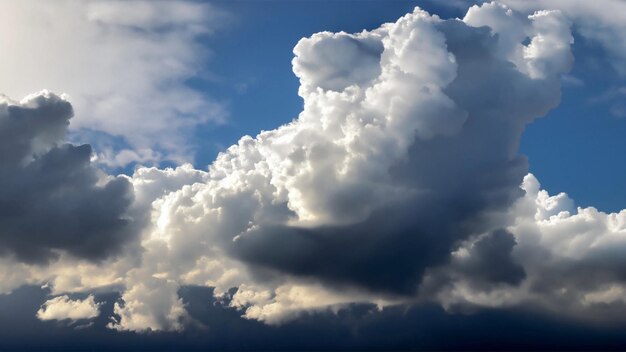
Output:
0,91,135,264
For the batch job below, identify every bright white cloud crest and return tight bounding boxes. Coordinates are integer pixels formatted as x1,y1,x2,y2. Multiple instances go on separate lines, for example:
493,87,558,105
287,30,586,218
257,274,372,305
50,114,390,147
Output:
0,1,625,334
37,295,100,322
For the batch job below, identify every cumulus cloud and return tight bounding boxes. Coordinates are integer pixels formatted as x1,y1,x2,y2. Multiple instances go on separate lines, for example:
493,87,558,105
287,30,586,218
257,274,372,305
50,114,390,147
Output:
501,0,626,76
106,2,576,329
3,1,626,336
0,0,226,166
109,275,187,332
0,91,135,265
37,295,100,322
428,174,626,322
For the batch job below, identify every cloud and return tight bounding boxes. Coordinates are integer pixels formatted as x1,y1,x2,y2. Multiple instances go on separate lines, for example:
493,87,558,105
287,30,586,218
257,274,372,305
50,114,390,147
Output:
589,86,626,118
501,0,626,76
449,229,526,286
0,0,227,166
7,284,626,351
428,174,626,323
0,91,135,264
609,103,626,118
106,2,575,329
560,73,584,87
37,295,100,322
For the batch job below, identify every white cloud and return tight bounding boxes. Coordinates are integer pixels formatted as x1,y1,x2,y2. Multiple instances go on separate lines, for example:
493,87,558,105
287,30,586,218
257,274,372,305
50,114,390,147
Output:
464,2,573,79
37,295,100,322
230,283,396,325
501,0,626,76
108,2,576,329
0,0,227,166
109,274,186,332
430,174,626,323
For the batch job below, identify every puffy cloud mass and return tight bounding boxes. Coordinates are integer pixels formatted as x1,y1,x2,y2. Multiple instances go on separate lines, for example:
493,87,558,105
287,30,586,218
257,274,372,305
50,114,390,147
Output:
1,0,625,336
0,91,135,265
501,0,626,76
37,295,100,322
111,2,573,329
428,174,626,323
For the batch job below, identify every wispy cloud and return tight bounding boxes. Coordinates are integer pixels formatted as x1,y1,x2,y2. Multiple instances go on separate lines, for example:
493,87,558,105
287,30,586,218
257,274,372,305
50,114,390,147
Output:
0,0,229,167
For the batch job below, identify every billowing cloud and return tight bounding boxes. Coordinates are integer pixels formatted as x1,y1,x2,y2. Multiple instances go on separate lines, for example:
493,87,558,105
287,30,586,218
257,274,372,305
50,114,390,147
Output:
106,2,575,329
501,0,626,76
0,91,135,265
2,0,626,338
0,0,226,166
37,295,100,322
427,174,626,322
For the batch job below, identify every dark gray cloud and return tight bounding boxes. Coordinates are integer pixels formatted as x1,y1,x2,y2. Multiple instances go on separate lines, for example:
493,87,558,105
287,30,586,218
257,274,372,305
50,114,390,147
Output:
420,229,527,306
5,285,626,351
455,229,526,286
0,92,135,264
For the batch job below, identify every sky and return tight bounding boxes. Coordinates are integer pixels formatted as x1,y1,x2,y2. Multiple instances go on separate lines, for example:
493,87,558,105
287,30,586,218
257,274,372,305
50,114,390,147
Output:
0,0,625,350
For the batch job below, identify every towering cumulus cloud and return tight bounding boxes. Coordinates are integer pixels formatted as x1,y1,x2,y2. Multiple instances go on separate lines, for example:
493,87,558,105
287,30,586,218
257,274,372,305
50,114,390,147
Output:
3,1,625,335
109,2,574,329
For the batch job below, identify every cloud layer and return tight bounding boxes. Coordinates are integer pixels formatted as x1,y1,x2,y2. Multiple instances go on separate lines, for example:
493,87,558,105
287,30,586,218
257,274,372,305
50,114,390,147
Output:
110,2,573,329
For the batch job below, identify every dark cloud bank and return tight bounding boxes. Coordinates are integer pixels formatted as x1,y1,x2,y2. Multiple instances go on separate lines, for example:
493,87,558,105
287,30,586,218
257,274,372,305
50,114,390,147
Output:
4,285,626,351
